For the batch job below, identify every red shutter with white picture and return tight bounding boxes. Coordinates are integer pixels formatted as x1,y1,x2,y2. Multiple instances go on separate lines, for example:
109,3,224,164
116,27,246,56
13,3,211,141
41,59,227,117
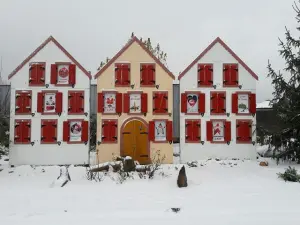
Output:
232,92,256,115
183,92,205,115
63,120,89,144
37,91,62,115
206,120,231,143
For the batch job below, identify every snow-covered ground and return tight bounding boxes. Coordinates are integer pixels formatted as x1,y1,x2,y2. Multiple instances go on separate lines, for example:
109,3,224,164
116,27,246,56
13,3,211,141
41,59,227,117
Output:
1,152,300,225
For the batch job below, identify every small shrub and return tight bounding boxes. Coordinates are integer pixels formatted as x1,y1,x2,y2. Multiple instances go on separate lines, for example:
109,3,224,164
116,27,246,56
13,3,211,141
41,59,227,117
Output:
277,166,300,182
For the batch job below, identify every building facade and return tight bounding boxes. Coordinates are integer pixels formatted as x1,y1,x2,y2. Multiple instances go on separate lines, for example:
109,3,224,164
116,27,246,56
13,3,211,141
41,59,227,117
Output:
94,36,175,164
8,36,91,166
178,37,258,162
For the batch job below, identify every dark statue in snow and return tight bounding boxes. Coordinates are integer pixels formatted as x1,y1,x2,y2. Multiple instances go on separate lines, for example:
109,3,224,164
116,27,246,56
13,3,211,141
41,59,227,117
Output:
177,166,188,188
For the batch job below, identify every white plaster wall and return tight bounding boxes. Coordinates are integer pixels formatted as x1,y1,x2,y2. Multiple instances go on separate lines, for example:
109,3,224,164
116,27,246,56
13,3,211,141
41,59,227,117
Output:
9,41,90,166
179,42,257,162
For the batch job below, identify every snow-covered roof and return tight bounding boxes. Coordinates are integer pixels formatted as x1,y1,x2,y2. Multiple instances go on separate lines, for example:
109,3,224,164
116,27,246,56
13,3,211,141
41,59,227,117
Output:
256,100,271,108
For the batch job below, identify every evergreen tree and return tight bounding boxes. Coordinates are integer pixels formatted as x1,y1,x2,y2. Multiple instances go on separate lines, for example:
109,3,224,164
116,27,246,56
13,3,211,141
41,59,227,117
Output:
268,1,300,163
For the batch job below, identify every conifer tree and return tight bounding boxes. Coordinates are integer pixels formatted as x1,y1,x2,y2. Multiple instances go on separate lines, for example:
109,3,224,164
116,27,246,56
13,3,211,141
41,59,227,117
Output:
268,1,300,163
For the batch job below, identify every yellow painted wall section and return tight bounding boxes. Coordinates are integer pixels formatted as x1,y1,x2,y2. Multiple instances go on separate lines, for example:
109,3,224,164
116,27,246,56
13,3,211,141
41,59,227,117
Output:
96,41,174,164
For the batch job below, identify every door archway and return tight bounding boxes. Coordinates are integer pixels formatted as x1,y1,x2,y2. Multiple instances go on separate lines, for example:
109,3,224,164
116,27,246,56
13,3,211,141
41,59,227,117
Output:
120,117,150,164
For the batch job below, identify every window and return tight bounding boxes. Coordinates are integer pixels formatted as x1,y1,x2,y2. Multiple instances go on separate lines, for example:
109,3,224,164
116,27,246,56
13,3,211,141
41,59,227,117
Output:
115,63,130,86
123,92,148,114
29,62,45,86
41,119,57,144
15,90,32,115
37,91,63,115
68,91,84,115
181,92,205,114
97,91,122,114
140,64,155,86
185,119,201,143
236,120,252,143
197,64,213,87
206,120,231,143
153,91,168,114
210,92,226,115
223,64,239,87
63,120,89,143
14,119,31,144
232,92,256,115
101,120,118,143
149,120,172,142
50,63,76,86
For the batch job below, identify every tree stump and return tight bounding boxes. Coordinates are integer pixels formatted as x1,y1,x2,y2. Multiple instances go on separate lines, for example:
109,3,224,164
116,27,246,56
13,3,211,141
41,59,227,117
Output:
177,165,188,188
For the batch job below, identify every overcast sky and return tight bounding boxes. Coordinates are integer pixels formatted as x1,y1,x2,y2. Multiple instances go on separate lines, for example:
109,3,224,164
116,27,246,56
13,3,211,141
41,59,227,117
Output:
0,0,298,102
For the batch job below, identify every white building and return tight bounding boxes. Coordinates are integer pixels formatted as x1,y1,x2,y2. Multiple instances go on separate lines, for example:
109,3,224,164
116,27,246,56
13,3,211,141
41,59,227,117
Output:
8,36,92,166
178,37,258,162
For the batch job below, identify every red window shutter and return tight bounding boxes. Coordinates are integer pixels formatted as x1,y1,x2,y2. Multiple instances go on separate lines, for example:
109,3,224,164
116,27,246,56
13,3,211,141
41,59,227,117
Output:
193,120,201,142
14,121,22,143
147,64,155,85
81,121,89,142
23,92,32,114
37,92,44,113
217,93,226,113
205,64,213,86
140,65,148,85
15,92,23,114
102,121,110,142
223,64,230,85
210,93,218,113
141,93,148,113
68,92,76,114
55,92,63,114
237,121,251,142
232,93,238,113
197,64,205,86
154,92,167,114
230,64,238,85
224,121,231,142
116,92,122,113
109,121,117,142
115,65,122,85
77,92,84,114
181,93,187,113
123,93,130,113
41,120,57,144
121,64,130,85
38,64,45,84
97,93,104,113
63,121,70,142
50,64,57,84
198,93,205,114
29,64,38,84
249,93,256,114
185,120,193,142
22,121,31,144
166,121,173,142
206,121,213,141
148,121,155,141
69,64,76,85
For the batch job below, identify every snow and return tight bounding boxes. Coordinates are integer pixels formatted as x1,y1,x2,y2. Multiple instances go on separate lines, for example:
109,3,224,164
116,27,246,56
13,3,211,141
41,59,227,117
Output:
256,100,272,108
0,156,300,224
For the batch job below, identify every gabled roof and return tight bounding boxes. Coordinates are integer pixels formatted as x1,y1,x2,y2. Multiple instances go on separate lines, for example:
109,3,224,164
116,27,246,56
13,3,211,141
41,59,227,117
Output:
94,36,175,80
8,36,91,80
178,37,258,80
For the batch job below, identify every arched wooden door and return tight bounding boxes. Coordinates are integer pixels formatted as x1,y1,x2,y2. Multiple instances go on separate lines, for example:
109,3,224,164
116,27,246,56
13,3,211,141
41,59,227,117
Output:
121,119,149,164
